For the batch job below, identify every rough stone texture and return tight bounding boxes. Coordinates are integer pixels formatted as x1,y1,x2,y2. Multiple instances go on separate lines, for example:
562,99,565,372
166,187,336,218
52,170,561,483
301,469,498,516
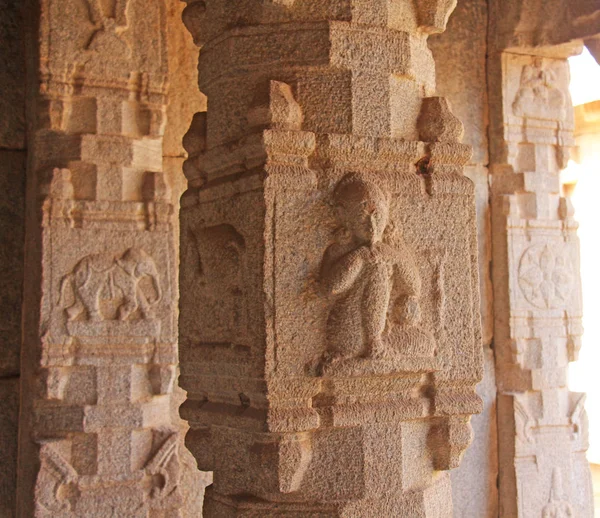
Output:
0,378,19,518
0,0,26,149
0,3,27,516
0,150,25,378
179,1,483,515
451,348,498,518
164,0,213,506
430,0,492,346
489,0,600,54
430,5,498,514
488,4,600,516
488,3,599,512
16,1,203,516
164,0,207,161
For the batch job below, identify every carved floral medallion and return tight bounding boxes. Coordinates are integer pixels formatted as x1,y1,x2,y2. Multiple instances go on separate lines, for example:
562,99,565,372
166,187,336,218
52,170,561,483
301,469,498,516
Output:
518,244,573,309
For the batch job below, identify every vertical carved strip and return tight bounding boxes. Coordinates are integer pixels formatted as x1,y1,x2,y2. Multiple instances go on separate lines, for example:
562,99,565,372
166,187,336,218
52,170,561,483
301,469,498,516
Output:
17,0,201,515
489,49,594,518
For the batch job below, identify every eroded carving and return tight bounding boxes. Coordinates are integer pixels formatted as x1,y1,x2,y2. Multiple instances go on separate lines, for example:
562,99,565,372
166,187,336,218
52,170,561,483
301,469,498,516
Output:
145,433,181,502
514,396,535,443
190,224,248,346
248,80,303,131
59,247,161,322
518,244,573,309
84,0,130,55
320,173,435,374
512,58,566,121
569,393,586,441
542,469,574,518
35,443,79,515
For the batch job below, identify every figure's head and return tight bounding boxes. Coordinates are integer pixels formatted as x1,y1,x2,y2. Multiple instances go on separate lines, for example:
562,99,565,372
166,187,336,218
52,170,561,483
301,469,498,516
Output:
333,174,389,245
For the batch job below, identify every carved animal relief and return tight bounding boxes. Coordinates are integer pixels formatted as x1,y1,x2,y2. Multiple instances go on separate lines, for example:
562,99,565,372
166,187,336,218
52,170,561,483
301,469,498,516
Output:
59,247,161,323
320,174,435,376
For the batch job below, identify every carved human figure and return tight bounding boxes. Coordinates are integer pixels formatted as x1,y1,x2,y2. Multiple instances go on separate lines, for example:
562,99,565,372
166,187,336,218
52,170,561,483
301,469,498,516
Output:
59,247,161,321
512,57,566,120
321,174,421,361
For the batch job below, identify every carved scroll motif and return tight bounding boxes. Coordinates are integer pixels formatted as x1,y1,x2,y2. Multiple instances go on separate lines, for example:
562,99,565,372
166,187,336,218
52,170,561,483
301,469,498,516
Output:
145,433,181,503
35,443,79,516
514,396,536,444
320,173,436,376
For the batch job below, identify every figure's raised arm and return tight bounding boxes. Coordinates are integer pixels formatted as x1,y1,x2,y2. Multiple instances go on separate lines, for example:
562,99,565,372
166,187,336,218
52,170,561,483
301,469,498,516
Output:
321,245,367,295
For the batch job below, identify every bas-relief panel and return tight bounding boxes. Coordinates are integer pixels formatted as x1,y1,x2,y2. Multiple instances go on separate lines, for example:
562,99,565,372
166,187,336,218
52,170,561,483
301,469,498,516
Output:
47,231,174,345
43,0,166,80
179,166,479,387
268,172,447,380
184,224,248,347
511,389,592,517
504,55,573,126
179,188,265,355
501,54,575,179
263,168,479,386
493,47,593,518
35,431,183,517
30,179,184,516
509,235,581,313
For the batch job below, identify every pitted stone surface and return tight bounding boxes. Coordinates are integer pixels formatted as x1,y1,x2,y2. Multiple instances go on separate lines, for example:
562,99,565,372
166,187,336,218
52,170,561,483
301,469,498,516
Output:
488,4,598,515
180,1,483,515
16,0,204,516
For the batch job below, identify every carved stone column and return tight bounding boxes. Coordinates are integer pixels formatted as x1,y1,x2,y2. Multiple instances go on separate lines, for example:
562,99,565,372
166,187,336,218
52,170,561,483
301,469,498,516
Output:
488,2,599,517
17,1,201,515
179,1,483,515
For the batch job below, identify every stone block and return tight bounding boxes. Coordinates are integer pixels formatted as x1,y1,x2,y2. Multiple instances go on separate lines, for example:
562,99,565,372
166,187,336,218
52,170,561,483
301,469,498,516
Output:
450,347,498,518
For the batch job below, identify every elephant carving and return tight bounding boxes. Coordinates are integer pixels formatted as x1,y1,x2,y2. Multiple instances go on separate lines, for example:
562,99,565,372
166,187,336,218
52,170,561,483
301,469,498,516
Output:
59,247,162,322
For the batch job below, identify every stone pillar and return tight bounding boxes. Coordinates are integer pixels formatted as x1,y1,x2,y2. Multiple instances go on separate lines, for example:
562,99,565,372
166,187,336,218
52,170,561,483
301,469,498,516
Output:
179,1,483,515
17,1,202,515
488,2,599,517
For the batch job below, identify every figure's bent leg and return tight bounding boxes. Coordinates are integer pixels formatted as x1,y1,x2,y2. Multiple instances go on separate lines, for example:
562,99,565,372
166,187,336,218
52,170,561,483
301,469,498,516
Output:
362,263,391,358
